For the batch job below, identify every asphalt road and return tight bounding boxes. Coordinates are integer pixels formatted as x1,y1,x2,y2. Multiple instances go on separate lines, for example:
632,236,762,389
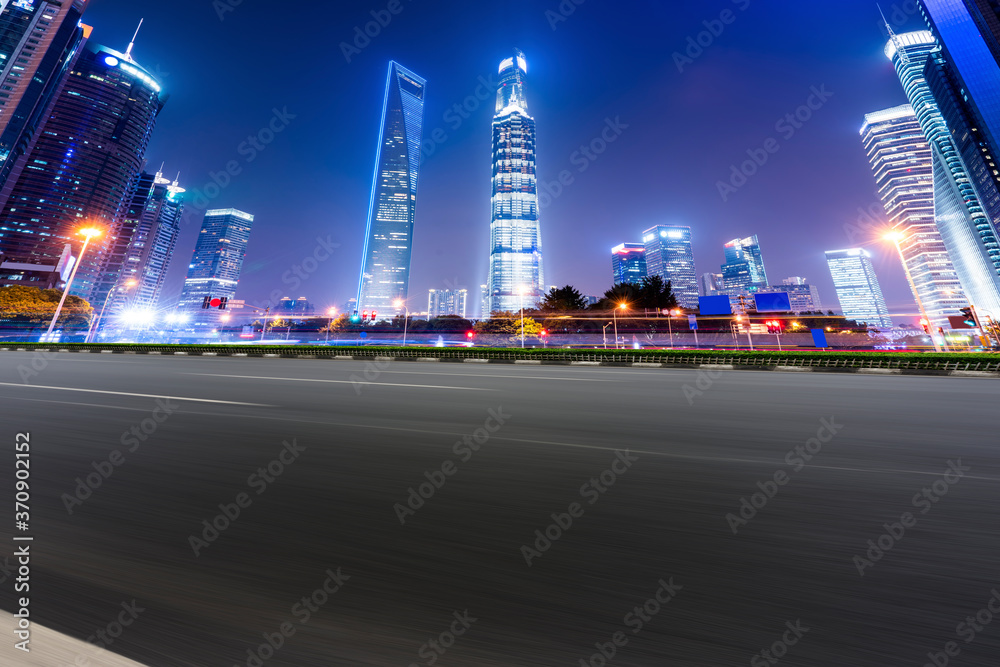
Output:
0,352,998,666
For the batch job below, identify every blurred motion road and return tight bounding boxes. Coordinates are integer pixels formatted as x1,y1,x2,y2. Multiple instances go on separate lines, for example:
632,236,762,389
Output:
0,352,998,666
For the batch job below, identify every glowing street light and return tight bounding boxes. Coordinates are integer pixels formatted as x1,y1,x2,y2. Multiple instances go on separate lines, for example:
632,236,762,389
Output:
87,278,138,343
394,298,410,347
613,302,628,350
44,227,102,341
666,307,683,349
325,307,338,344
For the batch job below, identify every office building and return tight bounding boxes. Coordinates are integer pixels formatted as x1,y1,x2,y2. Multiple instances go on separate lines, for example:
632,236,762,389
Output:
825,248,894,328
177,209,254,327
428,289,468,318
0,0,89,198
0,40,165,306
699,272,723,296
486,49,544,314
720,235,768,295
357,62,426,315
758,282,823,314
611,243,647,285
860,105,967,329
886,31,1000,317
641,225,698,308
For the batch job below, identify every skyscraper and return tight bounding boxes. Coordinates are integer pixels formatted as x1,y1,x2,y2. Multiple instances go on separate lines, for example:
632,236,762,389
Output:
0,0,89,198
0,40,166,305
105,169,185,320
825,248,893,328
611,243,647,285
357,61,425,316
428,289,468,318
486,49,544,315
699,272,722,296
885,31,1000,317
720,235,768,295
860,105,967,329
641,225,698,308
177,209,254,327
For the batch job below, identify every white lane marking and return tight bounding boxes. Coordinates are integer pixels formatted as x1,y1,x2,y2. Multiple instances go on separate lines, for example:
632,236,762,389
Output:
183,373,495,391
0,381,270,406
374,369,615,382
2,396,176,412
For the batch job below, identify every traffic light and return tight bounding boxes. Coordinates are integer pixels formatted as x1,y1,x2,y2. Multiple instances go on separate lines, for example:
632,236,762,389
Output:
351,311,360,323
202,296,211,310
960,307,977,328
920,318,931,334
362,310,368,322
765,320,783,334
219,297,228,311
370,310,378,321
466,331,475,340
540,329,549,338
202,296,228,310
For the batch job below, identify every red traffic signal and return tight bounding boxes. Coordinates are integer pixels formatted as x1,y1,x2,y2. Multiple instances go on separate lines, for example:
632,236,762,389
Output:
370,310,378,321
540,329,548,337
466,331,475,339
362,310,369,321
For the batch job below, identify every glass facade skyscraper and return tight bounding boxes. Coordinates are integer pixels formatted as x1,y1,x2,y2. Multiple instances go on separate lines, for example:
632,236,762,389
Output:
886,31,1000,316
825,248,894,329
428,289,468,318
357,61,425,316
177,209,254,327
611,243,647,285
860,105,967,328
0,0,88,199
0,41,165,305
720,235,768,295
486,49,544,315
641,225,698,308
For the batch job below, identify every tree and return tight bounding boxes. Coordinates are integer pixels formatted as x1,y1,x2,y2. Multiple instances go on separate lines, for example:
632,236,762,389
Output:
0,285,92,331
540,285,588,312
593,283,641,311
638,275,678,311
474,311,544,346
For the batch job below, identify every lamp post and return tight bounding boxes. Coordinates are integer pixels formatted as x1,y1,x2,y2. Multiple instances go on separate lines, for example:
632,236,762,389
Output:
614,303,627,349
44,227,102,342
603,322,611,349
394,299,410,347
885,230,944,353
87,278,136,343
325,307,337,344
666,308,682,349
516,287,527,348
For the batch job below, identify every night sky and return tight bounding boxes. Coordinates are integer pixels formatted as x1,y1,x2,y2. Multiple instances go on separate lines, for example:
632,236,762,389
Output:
84,0,928,318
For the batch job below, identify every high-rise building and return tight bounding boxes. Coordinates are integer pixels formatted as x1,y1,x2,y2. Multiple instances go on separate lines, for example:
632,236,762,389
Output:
641,225,698,308
0,0,89,198
860,105,967,329
486,49,544,315
699,272,723,296
101,169,185,322
611,243,647,285
428,289,468,318
0,40,165,305
720,235,768,295
825,248,893,328
758,283,823,313
357,62,425,316
886,31,1000,317
177,209,254,327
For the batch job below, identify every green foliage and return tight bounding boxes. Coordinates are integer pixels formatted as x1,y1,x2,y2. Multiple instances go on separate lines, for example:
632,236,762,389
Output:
540,285,588,312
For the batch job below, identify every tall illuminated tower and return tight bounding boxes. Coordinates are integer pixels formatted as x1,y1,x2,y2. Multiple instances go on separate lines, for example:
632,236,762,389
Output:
720,235,768,295
486,49,544,315
885,31,1000,318
356,61,425,315
860,105,966,329
825,248,894,329
642,225,698,308
177,209,254,327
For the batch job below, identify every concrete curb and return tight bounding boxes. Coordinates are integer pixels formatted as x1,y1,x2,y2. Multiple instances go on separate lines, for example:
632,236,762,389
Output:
2,347,997,378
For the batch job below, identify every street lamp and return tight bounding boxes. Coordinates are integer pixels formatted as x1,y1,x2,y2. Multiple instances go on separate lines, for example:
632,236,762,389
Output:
325,307,337,344
517,287,527,348
394,298,409,347
613,303,628,349
666,308,682,349
44,227,102,342
87,278,136,343
603,322,612,349
885,230,944,352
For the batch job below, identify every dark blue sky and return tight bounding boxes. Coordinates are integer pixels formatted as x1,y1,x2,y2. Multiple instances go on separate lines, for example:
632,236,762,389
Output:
86,0,926,317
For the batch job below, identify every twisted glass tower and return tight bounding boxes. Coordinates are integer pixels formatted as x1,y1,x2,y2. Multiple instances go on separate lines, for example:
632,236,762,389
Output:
357,62,425,315
487,49,544,315
886,31,1000,317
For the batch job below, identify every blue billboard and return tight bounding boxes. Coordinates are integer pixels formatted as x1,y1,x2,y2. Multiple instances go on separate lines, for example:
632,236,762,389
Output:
698,295,732,315
754,292,792,313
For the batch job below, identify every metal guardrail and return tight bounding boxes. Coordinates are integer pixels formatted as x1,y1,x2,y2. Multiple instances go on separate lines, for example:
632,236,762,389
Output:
2,344,998,372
